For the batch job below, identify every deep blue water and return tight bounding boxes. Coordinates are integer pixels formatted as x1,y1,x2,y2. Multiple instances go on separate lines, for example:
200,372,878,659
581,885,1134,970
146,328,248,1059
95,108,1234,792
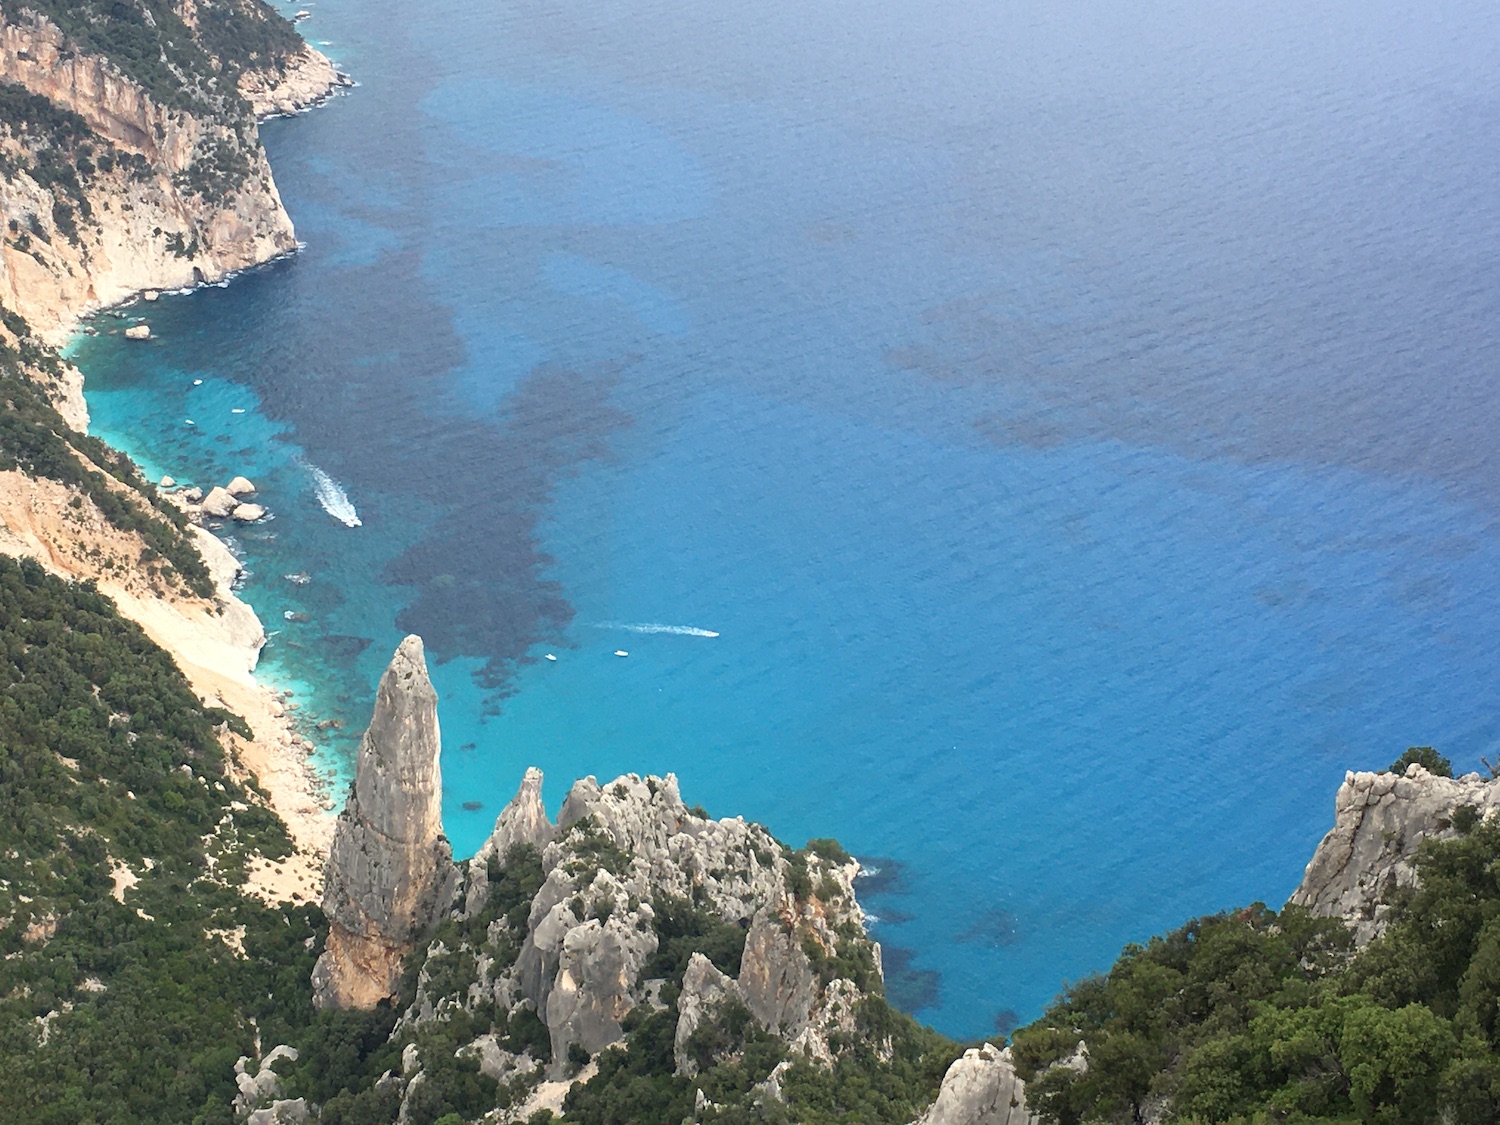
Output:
71,0,1500,1037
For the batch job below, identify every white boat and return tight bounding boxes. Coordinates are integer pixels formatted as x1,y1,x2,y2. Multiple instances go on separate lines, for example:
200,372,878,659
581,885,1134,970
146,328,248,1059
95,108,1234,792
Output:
614,650,629,657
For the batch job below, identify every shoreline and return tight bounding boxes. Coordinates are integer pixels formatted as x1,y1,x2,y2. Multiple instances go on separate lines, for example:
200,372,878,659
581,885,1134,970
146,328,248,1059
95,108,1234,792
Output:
8,41,356,905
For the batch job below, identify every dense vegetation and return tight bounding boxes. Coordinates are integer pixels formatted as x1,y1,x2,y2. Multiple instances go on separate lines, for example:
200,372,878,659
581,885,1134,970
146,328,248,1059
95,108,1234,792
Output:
0,556,322,1124
0,314,215,597
0,0,302,112
3,545,1496,1124
1012,753,1500,1125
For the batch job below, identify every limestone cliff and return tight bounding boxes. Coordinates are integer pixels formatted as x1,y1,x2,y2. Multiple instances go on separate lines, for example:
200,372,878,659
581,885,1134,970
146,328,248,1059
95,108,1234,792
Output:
0,2,345,342
1289,763,1500,945
312,636,459,1009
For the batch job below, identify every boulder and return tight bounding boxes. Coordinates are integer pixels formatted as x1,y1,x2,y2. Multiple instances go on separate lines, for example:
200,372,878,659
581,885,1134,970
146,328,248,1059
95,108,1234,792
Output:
245,1101,309,1125
200,486,238,518
311,637,459,1009
159,475,176,488
180,486,204,503
227,475,257,496
232,503,267,522
124,323,151,340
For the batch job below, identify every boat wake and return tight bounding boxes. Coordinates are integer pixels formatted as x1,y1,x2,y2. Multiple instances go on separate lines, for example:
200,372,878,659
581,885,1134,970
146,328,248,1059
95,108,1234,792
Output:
300,459,362,527
594,621,720,638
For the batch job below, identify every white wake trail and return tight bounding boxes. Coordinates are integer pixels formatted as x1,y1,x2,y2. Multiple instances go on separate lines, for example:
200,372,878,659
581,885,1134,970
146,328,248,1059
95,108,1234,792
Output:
299,459,362,527
594,621,720,638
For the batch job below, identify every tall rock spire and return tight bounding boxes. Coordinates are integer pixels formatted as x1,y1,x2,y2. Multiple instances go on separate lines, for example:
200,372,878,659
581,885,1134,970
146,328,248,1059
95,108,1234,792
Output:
312,635,458,1009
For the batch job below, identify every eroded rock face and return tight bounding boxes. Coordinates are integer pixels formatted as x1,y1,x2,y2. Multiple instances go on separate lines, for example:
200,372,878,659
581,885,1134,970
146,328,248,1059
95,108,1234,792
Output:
911,1043,1040,1125
739,905,817,1037
1289,764,1500,945
312,636,458,1009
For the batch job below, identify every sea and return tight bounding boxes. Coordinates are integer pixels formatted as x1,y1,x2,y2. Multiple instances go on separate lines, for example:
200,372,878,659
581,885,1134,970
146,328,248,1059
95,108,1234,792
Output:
67,0,1500,1039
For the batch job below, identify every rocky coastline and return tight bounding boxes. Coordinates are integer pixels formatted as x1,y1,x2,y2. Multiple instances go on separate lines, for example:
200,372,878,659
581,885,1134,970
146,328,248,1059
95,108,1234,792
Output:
0,1,350,903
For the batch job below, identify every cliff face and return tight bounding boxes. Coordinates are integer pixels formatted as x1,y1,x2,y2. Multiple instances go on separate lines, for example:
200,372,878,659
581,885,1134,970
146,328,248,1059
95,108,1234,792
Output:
312,636,458,1010
1289,764,1500,945
0,5,342,342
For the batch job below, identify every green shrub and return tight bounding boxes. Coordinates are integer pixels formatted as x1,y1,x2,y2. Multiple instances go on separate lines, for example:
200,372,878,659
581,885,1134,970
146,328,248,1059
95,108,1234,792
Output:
1388,746,1453,778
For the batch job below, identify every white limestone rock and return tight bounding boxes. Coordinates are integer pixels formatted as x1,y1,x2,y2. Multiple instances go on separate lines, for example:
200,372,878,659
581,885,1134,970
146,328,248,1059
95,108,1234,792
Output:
312,637,460,1009
200,486,238,518
674,952,745,1076
464,767,556,916
911,1043,1039,1125
231,502,267,522
1289,764,1500,944
233,1045,298,1118
226,476,257,496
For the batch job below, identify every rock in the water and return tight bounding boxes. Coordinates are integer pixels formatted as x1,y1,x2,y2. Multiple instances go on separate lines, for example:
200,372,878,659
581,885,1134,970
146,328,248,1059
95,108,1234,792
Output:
227,475,257,496
200,486,238,518
180,486,204,503
311,636,459,1009
159,475,176,488
911,1043,1039,1125
1289,764,1500,944
232,502,267,522
124,323,151,340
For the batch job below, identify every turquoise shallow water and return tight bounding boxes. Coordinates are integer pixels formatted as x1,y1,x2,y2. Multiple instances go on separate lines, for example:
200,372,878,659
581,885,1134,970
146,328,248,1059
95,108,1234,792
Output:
73,0,1500,1037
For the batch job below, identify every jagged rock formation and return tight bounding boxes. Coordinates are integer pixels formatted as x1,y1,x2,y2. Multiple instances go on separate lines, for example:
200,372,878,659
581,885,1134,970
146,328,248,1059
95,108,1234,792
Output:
0,2,344,342
463,765,555,915
388,765,883,1119
1289,763,1500,944
911,1043,1040,1125
311,636,458,1009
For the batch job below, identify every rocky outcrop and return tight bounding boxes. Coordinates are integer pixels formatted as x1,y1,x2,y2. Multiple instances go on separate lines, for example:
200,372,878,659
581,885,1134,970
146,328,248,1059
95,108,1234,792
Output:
739,905,818,1037
911,1044,1040,1125
234,1044,298,1118
1289,764,1500,944
414,769,876,1084
463,767,555,915
312,636,458,1009
674,953,744,1076
238,43,352,118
